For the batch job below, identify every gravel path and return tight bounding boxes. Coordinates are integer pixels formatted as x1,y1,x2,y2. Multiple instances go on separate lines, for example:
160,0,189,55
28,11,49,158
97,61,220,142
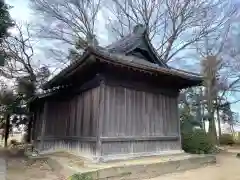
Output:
149,153,240,180
0,158,6,180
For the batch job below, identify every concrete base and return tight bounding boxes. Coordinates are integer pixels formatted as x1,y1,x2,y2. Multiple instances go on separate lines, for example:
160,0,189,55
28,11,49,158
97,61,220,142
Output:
37,148,185,163
95,150,185,163
37,152,216,180
81,155,216,180
0,159,6,180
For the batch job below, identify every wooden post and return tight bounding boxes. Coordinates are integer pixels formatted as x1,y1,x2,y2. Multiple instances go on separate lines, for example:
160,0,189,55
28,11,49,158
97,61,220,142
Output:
177,92,182,149
96,76,105,159
40,101,48,151
4,114,10,147
27,116,33,143
31,112,36,142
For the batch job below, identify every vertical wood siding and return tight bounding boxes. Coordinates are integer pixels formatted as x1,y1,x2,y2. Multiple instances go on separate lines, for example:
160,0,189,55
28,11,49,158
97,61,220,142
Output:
34,83,181,161
35,87,100,159
101,85,180,156
102,85,179,137
35,140,96,160
34,106,44,139
45,87,99,137
101,141,181,156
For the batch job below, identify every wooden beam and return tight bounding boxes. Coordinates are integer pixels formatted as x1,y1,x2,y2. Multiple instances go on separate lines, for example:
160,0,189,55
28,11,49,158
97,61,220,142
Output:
4,114,10,147
31,112,37,142
102,72,179,97
35,136,179,142
39,75,102,102
71,75,102,95
100,136,179,142
36,136,96,142
177,91,182,147
39,101,48,151
36,136,178,143
96,75,105,157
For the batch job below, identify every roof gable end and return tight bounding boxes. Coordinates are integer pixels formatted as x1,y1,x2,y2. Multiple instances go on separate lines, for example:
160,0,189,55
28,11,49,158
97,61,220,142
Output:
106,24,168,68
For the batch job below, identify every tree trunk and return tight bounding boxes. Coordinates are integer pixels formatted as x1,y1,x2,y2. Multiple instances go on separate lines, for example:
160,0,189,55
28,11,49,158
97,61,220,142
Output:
4,114,10,147
230,123,235,134
208,111,217,144
216,105,221,137
200,88,205,131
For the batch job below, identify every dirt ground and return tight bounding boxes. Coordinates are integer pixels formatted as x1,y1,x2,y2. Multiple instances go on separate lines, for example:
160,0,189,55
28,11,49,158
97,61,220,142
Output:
0,134,66,180
7,158,61,180
0,148,62,180
6,134,240,180
5,153,240,180
150,153,240,180
4,149,240,180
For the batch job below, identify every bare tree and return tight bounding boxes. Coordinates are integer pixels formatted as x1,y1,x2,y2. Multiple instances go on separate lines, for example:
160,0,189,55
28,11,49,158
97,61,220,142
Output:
201,55,221,143
30,0,101,49
195,21,240,138
106,0,236,62
0,22,50,92
0,22,52,145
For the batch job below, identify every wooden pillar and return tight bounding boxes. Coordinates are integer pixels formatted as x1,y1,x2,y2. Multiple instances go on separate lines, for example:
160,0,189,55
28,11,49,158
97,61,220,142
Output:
27,115,33,143
96,76,105,159
31,112,36,142
177,91,182,149
40,101,48,151
4,114,10,147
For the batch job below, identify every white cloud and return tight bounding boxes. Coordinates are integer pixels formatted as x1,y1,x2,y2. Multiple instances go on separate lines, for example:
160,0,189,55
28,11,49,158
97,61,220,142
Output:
6,0,32,22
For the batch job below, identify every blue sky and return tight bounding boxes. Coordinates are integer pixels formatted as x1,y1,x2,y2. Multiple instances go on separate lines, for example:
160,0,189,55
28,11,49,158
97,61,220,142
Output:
6,0,111,70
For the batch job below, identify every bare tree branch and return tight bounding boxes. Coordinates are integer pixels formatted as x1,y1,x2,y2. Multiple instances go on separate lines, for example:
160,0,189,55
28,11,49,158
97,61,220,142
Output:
0,21,50,90
30,0,102,49
107,0,237,62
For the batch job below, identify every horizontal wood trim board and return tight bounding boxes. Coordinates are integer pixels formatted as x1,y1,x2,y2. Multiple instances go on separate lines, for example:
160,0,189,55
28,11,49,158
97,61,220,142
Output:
44,76,101,101
106,82,178,97
36,136,96,142
36,136,179,142
100,136,179,142
102,74,179,97
71,75,101,95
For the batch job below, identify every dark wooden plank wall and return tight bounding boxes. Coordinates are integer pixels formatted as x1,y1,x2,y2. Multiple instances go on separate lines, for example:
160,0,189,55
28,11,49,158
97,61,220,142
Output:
33,82,181,160
34,87,100,159
101,141,181,156
34,106,43,139
101,85,181,156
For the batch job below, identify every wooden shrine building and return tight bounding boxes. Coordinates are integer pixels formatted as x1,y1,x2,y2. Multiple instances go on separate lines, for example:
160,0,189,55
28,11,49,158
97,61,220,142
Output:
30,25,202,162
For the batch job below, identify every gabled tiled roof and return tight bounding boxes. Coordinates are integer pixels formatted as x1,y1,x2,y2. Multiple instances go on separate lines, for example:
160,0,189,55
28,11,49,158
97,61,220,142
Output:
106,27,167,68
106,33,143,54
92,47,202,81
43,25,202,90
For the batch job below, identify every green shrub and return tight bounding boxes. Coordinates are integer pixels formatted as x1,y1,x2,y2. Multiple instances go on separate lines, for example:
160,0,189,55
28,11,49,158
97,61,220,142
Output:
182,129,214,154
219,134,234,145
68,173,93,180
232,132,240,144
9,139,18,145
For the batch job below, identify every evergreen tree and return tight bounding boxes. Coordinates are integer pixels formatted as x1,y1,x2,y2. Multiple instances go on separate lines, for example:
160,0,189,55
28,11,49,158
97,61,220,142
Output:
0,0,12,40
0,0,13,66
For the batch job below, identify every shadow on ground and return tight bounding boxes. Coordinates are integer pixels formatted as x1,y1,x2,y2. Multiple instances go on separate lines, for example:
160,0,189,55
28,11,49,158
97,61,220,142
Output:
0,148,61,180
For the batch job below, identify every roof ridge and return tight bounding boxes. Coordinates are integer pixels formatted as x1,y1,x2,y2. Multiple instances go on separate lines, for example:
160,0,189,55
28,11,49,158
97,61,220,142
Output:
141,32,168,68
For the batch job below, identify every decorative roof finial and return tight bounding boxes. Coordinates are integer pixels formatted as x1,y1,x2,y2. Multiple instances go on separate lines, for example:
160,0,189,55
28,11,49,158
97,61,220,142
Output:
133,24,146,34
